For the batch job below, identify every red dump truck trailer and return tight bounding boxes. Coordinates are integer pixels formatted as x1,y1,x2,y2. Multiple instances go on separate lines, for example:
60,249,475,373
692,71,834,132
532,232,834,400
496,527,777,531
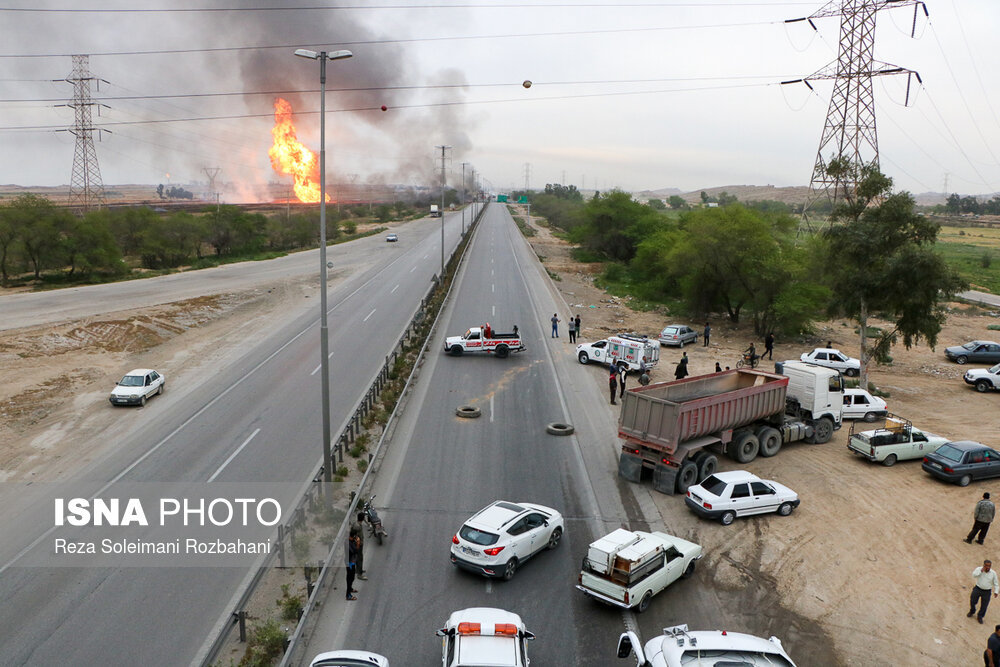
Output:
618,362,843,495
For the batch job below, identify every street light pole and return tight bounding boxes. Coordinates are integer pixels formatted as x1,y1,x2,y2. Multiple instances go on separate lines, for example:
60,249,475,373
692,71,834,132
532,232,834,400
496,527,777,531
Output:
461,162,470,235
295,47,352,486
435,144,451,279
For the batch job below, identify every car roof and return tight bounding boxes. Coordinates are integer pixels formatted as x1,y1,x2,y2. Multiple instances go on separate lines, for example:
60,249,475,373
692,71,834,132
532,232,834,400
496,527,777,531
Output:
707,470,760,483
445,607,525,631
650,628,794,665
466,501,551,531
945,440,989,451
309,650,389,667
123,368,156,376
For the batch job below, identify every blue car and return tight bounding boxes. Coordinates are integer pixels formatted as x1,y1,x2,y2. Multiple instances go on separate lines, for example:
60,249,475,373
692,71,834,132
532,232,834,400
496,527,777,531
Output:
922,441,1000,486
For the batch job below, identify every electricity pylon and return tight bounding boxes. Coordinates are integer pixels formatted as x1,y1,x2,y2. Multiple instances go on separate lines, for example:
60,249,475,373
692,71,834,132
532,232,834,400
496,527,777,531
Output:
64,55,109,212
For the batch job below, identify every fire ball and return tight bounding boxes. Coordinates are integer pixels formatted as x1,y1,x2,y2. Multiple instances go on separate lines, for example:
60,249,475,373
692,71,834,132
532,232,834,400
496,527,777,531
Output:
381,105,387,111
522,80,532,89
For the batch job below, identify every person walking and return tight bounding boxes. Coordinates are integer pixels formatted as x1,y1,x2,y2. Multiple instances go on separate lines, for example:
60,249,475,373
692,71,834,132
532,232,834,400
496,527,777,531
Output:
346,532,360,600
969,493,997,545
986,624,1000,667
575,314,582,340
609,366,618,405
765,332,775,360
550,313,560,338
619,365,628,399
703,322,711,347
971,560,1000,623
639,357,649,385
568,316,577,343
674,357,689,380
350,511,368,580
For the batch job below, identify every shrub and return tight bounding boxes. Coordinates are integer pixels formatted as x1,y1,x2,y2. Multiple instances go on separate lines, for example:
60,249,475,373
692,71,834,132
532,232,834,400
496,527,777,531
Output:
336,465,349,477
357,458,368,473
239,619,286,667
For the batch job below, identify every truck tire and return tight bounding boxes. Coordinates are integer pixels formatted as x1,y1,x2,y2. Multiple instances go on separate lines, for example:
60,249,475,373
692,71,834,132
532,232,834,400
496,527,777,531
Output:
882,453,898,467
449,346,463,356
809,417,834,444
676,461,698,493
637,591,653,613
495,344,509,359
757,427,782,458
731,433,759,464
976,380,992,393
691,451,718,481
578,351,590,364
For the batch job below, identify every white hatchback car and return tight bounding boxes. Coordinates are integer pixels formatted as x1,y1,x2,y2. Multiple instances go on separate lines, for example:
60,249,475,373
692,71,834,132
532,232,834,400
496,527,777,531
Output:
309,650,389,667
109,368,165,407
436,607,534,667
685,471,799,526
450,500,563,580
799,348,860,376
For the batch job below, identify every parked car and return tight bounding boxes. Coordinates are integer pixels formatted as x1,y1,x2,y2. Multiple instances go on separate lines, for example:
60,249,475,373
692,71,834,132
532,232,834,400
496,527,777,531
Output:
436,608,534,667
577,334,660,371
922,441,1000,486
309,650,389,667
964,363,1000,393
685,470,799,525
842,388,888,422
945,340,1000,364
847,415,950,466
799,348,860,376
617,625,796,667
385,233,398,242
109,369,165,407
450,500,563,580
658,324,698,347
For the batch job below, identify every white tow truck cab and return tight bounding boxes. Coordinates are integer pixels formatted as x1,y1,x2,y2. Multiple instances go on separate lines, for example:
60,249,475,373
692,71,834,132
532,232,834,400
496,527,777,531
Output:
617,625,796,667
444,325,525,359
577,333,660,371
436,607,534,667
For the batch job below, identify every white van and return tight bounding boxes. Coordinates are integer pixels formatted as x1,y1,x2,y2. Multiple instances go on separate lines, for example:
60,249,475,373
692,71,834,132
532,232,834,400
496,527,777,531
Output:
577,334,659,371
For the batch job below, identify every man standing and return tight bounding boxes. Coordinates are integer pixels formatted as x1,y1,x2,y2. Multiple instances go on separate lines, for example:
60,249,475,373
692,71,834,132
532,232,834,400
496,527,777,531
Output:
968,493,997,545
609,366,618,405
351,511,368,580
970,560,1000,623
986,624,1000,667
619,365,628,399
568,316,577,343
765,332,775,360
550,313,560,338
715,362,722,373
703,322,711,347
346,531,360,601
575,314,582,340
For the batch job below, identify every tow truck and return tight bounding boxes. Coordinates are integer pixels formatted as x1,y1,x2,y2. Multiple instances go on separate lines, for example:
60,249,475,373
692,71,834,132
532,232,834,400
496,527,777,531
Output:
436,607,535,667
444,325,524,358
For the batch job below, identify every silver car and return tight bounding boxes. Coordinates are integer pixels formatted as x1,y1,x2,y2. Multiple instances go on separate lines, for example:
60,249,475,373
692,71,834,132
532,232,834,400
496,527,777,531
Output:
658,324,698,347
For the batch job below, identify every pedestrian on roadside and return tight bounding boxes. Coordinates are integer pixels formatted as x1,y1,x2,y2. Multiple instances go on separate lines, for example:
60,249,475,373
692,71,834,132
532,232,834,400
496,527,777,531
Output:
346,532,360,600
826,340,832,349
986,624,1000,667
619,365,628,398
575,315,582,340
969,493,997,545
970,560,1000,623
703,323,711,347
715,362,722,373
551,313,560,338
674,357,689,380
350,511,368,580
765,332,775,360
568,316,577,343
609,366,618,405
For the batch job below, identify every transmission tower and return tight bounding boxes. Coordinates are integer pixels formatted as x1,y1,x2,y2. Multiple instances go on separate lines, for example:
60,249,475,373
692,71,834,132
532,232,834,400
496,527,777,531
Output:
65,55,109,211
523,162,531,192
785,1,925,220
202,167,221,196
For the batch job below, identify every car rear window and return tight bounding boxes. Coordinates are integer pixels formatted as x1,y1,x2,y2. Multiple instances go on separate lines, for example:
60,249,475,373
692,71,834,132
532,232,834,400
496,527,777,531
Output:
662,327,678,335
699,475,727,495
934,444,966,463
460,525,499,546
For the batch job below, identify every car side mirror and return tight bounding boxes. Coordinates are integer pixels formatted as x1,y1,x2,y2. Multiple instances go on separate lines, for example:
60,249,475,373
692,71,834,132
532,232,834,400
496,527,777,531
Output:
435,628,447,637
523,631,535,641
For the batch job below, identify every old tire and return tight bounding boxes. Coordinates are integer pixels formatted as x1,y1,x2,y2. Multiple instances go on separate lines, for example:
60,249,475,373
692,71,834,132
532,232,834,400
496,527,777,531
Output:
495,344,509,359
546,422,574,436
757,427,782,458
449,346,463,356
778,502,794,516
976,380,992,393
676,461,699,493
959,475,972,487
639,373,650,386
956,355,968,365
732,433,759,464
502,558,518,581
811,417,834,444
578,351,590,364
883,453,898,467
681,560,697,579
456,405,481,418
637,591,653,613
547,527,562,550
720,511,736,526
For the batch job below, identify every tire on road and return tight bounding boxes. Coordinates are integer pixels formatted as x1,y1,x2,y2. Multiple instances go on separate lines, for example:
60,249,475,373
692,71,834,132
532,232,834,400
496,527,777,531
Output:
456,405,481,418
546,422,575,436
449,346,463,356
809,417,834,444
637,591,653,613
578,351,590,364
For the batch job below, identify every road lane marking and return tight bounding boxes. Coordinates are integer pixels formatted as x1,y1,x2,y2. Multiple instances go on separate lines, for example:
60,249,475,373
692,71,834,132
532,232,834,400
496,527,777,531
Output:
492,284,495,293
391,284,399,293
485,580,493,594
490,395,495,423
492,305,495,317
410,266,416,273
364,309,376,322
208,428,261,482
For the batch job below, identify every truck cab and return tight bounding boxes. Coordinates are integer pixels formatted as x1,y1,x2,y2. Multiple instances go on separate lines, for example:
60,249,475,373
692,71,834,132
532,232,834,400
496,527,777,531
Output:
436,607,534,667
776,360,843,429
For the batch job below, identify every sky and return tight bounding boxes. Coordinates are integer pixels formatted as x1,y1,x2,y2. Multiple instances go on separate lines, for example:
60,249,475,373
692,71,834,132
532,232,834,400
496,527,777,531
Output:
1,0,999,200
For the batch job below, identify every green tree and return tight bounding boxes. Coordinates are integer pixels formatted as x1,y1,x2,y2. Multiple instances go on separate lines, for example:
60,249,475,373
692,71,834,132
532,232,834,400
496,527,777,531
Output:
110,207,158,256
0,202,20,285
647,198,665,210
668,195,687,210
821,158,967,387
9,194,69,279
62,210,123,276
570,190,661,263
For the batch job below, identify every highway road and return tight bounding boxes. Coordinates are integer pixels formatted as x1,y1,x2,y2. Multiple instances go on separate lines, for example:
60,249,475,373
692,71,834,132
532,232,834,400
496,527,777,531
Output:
0,208,475,665
297,204,834,665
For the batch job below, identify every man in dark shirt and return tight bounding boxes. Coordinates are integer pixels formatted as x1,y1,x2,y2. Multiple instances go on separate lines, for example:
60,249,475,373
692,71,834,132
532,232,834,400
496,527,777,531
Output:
986,624,1000,666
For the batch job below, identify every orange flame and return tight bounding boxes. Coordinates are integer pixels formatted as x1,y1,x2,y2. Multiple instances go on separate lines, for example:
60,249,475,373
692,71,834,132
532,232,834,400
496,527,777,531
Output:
268,97,328,203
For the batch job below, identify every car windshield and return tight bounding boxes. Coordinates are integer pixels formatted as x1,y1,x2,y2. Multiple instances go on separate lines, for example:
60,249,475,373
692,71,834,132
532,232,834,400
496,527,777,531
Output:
460,525,499,546
963,342,978,350
118,375,144,387
933,444,966,463
699,475,728,495
990,363,1000,373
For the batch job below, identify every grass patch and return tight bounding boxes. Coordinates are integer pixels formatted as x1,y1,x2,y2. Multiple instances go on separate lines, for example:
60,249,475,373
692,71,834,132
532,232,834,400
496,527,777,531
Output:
512,216,536,237
936,230,1000,294
570,247,604,263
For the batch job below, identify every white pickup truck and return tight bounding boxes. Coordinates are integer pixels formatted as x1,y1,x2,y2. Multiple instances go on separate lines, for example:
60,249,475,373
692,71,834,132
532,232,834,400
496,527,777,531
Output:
444,326,524,359
576,529,701,613
847,415,950,466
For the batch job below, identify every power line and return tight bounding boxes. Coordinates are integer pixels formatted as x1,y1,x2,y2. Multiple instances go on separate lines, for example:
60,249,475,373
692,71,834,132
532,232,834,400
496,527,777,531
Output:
0,3,820,14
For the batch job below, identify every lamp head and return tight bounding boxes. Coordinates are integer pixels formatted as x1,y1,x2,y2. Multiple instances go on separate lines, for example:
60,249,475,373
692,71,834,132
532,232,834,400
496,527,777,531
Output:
294,49,319,59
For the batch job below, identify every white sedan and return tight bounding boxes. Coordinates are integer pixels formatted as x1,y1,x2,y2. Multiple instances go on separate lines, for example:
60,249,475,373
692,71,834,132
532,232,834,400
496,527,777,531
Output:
799,347,860,376
309,651,389,667
842,388,888,422
685,471,799,526
450,500,563,580
109,368,165,407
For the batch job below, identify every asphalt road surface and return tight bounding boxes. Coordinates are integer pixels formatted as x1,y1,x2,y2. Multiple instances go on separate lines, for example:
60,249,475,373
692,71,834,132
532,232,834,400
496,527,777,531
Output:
0,209,475,666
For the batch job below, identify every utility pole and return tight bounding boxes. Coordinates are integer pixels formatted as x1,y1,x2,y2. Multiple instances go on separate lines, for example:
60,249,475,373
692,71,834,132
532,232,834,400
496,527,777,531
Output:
64,55,108,212
785,0,925,225
461,162,470,235
523,162,531,193
436,145,451,278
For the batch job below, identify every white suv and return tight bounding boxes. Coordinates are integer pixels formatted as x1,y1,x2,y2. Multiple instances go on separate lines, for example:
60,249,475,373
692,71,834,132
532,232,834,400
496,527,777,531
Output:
436,607,534,667
450,501,563,580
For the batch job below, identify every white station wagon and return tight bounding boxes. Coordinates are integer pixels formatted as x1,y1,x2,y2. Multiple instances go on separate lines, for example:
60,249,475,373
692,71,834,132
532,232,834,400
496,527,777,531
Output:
685,471,800,525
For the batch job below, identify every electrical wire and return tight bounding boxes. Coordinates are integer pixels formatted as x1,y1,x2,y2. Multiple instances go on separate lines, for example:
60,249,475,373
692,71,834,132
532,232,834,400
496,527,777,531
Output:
947,0,1000,136
917,85,993,189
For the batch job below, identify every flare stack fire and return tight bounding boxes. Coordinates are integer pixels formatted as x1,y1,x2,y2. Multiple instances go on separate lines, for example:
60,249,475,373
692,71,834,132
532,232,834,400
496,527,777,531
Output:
268,97,328,203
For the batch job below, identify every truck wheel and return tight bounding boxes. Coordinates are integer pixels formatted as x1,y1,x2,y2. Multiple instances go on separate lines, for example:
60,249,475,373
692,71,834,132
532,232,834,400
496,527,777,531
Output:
778,502,794,516
502,558,518,581
681,560,697,579
882,453,898,467
976,380,992,393
720,511,736,526
495,344,509,359
449,346,463,356
637,591,653,613
811,417,834,444
731,433,759,464
956,355,968,365
757,427,782,458
578,351,590,364
676,461,698,493
695,453,718,482
959,475,972,487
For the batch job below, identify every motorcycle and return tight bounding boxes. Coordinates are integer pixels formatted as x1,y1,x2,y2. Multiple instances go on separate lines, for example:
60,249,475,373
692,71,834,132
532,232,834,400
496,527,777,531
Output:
362,495,388,545
736,351,760,369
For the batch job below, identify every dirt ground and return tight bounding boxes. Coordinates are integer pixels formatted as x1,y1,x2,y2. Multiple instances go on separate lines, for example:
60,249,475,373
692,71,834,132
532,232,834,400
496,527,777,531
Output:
2,208,1000,664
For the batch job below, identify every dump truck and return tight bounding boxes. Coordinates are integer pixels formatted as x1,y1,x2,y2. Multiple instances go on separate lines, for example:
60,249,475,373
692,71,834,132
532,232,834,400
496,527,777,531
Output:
618,361,843,495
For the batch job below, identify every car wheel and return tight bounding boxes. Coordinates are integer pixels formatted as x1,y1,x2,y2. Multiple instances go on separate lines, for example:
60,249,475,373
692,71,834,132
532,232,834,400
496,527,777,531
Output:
679,339,684,349
157,383,164,396
502,558,518,581
681,560,697,579
811,417,834,444
676,461,698,493
976,380,992,393
731,432,759,464
449,346,463,356
956,355,968,365
959,475,972,487
883,453,898,467
720,511,736,526
578,352,590,364
757,427,782,458
547,527,562,550
845,368,859,377
495,345,509,359
863,411,877,423
637,591,653,613
778,502,794,516
139,395,146,407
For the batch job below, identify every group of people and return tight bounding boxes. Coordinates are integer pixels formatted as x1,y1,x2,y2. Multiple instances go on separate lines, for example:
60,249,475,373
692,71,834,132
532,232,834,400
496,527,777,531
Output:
959,492,1000,666
552,313,582,342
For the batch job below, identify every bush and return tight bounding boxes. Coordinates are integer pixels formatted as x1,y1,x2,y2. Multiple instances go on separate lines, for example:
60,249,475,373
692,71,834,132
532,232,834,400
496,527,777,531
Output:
278,585,304,620
981,252,993,269
357,458,368,473
239,619,286,667
336,465,349,477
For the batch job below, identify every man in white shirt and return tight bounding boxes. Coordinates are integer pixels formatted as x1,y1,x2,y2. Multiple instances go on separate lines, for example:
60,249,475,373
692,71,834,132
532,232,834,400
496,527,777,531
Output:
970,560,1000,624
